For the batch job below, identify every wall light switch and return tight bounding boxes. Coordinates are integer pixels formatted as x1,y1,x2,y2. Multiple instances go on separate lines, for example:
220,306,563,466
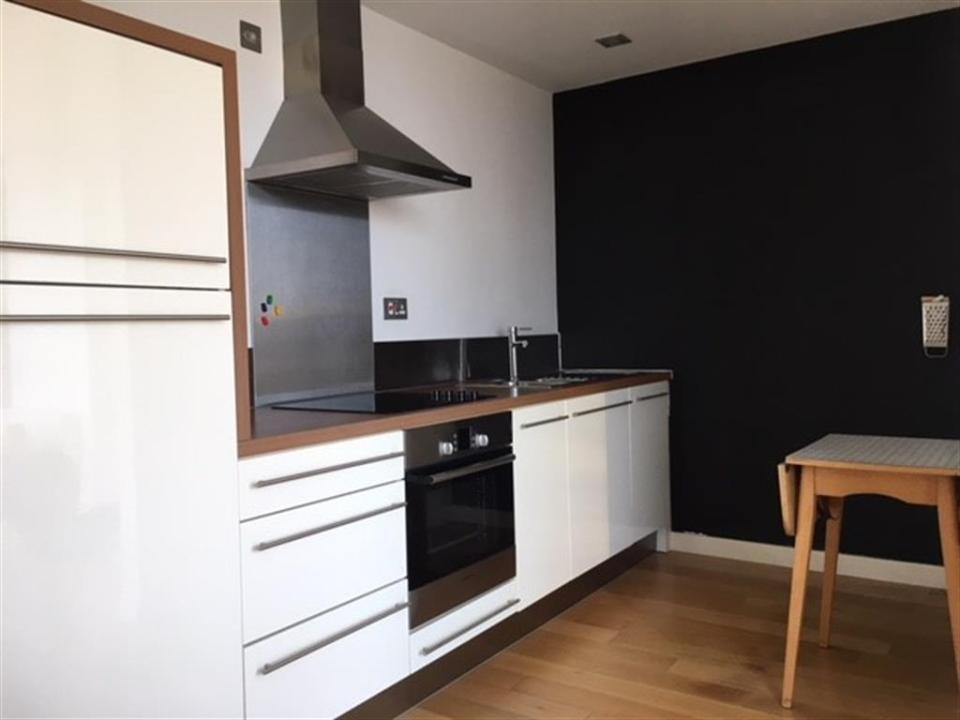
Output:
384,297,408,320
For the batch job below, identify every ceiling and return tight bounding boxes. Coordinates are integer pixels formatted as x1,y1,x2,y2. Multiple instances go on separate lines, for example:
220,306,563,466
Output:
363,0,959,92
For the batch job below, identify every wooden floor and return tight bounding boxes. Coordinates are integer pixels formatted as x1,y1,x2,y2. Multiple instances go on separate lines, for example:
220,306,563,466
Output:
400,552,959,719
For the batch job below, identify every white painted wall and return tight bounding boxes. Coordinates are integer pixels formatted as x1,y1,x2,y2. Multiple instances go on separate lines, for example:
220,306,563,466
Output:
88,0,558,342
363,9,557,341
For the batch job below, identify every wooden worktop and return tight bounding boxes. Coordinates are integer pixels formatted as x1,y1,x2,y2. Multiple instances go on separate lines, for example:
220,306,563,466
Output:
239,371,672,457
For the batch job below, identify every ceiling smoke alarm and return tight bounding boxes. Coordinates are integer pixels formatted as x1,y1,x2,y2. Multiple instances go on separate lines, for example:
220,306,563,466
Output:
595,33,632,49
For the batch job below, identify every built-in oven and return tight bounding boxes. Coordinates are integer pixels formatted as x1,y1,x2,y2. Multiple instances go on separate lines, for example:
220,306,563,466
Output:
404,412,515,629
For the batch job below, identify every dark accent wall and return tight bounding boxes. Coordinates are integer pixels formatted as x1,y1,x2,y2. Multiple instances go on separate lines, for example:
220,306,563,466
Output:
555,10,960,564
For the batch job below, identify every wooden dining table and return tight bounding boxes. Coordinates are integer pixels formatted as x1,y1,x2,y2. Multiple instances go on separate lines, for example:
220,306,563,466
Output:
778,434,960,709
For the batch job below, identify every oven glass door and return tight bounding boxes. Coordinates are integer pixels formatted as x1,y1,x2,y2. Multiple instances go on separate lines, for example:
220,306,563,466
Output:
406,450,515,591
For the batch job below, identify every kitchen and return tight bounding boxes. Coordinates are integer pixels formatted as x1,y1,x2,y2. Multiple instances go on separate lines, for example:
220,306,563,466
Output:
1,0,958,718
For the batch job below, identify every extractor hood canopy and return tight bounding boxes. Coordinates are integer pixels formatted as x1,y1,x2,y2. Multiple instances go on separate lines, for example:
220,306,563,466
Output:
247,0,471,200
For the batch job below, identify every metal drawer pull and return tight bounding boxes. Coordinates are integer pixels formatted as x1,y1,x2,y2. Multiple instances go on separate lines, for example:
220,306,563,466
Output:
0,314,229,322
252,451,405,488
572,400,632,417
635,392,669,403
420,598,521,656
259,602,408,675
410,454,516,486
520,414,569,429
0,240,227,264
252,502,406,552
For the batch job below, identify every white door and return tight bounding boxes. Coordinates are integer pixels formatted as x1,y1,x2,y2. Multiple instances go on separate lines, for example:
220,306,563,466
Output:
567,390,631,576
0,2,229,270
0,284,243,718
631,384,672,544
513,403,572,606
605,400,634,555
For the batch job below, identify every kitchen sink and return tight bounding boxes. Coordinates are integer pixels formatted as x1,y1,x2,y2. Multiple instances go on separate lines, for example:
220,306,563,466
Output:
464,375,592,390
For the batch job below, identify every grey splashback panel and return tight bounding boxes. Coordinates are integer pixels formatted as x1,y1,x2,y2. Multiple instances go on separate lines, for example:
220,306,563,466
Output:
247,184,374,405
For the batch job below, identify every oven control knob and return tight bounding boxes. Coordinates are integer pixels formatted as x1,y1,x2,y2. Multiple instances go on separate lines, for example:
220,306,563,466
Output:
474,433,490,448
438,441,455,456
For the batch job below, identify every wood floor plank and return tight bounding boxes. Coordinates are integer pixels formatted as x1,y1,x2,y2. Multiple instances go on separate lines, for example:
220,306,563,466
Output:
403,552,957,719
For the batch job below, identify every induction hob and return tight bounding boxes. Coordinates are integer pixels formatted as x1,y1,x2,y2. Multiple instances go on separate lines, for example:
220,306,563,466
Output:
273,388,495,414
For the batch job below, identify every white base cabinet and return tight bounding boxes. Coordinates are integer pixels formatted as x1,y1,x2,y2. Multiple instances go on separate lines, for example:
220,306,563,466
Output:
513,402,572,607
244,580,409,720
514,381,671,590
237,434,408,718
631,382,672,544
409,580,520,673
567,389,633,577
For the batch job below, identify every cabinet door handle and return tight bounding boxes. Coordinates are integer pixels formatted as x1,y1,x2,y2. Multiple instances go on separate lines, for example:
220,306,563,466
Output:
251,451,405,488
0,314,230,322
258,603,409,675
634,392,669,403
252,502,406,552
520,414,569,429
571,400,632,417
0,240,227,264
419,598,520,656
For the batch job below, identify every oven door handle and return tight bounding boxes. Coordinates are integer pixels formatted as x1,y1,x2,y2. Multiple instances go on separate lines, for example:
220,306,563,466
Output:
408,453,516,486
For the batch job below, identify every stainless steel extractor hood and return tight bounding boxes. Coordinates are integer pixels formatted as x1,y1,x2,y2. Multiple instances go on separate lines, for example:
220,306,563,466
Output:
247,0,471,200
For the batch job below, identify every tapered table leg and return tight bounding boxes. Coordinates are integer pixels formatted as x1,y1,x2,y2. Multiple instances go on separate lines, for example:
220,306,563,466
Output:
819,497,844,648
782,468,817,709
936,478,960,686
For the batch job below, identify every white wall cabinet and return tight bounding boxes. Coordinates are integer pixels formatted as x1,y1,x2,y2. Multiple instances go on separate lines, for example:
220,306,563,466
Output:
0,286,243,719
513,402,573,607
0,1,229,289
567,389,633,576
631,382,672,548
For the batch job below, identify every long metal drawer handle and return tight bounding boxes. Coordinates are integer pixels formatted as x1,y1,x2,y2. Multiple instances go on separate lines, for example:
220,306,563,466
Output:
635,392,669,403
520,414,569,430
252,502,406,552
419,598,521,657
0,314,229,322
259,602,409,676
571,400,632,417
251,451,405,488
0,240,227,264
412,454,516,486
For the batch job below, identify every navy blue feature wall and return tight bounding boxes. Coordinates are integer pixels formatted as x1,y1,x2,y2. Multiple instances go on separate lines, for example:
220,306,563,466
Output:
555,9,960,564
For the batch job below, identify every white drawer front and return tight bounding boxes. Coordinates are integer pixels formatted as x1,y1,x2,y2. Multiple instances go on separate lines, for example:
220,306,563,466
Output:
241,482,406,642
244,580,409,720
410,580,520,673
238,432,403,519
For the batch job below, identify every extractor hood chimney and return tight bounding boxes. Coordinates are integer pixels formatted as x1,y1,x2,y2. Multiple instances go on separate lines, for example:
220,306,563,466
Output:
246,0,472,200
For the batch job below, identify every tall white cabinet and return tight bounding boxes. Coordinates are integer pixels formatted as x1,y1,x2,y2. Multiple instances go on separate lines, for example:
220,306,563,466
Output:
0,2,244,717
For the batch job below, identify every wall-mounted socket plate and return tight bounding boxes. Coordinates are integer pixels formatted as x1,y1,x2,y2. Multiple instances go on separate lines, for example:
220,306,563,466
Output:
383,297,408,320
239,21,261,53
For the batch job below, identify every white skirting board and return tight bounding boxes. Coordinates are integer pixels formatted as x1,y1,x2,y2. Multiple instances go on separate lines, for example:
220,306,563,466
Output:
669,532,946,589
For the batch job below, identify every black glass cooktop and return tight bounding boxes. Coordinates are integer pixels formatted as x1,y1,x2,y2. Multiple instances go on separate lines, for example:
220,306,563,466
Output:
273,388,495,415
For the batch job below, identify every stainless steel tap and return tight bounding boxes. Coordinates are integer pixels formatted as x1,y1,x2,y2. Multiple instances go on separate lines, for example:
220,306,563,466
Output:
508,325,531,387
